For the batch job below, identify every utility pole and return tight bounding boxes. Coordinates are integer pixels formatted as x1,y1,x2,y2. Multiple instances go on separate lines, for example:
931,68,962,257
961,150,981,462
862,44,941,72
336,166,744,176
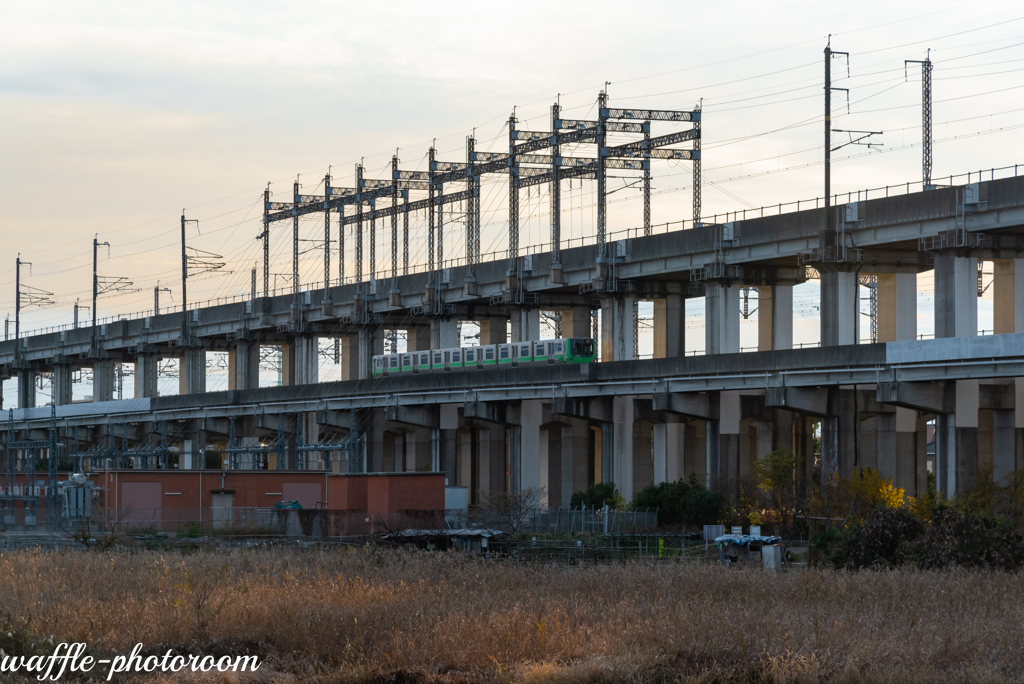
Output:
906,51,933,188
356,163,364,282
339,203,345,285
643,121,651,236
508,113,519,273
391,155,399,285
427,148,435,273
15,256,22,357
596,89,608,259
261,186,270,298
324,172,332,299
693,101,702,226
550,102,562,267
292,180,300,304
824,40,849,244
180,214,188,338
93,236,110,346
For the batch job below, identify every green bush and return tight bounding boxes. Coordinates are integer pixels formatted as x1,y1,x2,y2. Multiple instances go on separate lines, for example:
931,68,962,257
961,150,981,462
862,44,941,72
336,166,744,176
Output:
911,507,1024,571
814,507,925,569
632,475,725,527
570,482,626,511
812,506,1024,571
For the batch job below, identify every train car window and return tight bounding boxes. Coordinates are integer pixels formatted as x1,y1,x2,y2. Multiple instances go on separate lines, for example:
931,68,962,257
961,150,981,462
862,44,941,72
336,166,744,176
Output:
521,344,530,357
500,346,509,359
452,351,461,362
421,352,429,365
485,348,494,360
390,356,398,368
466,350,474,362
433,352,442,365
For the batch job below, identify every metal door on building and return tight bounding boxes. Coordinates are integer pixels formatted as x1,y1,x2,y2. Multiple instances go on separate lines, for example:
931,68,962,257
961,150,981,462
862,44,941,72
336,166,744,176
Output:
211,492,234,529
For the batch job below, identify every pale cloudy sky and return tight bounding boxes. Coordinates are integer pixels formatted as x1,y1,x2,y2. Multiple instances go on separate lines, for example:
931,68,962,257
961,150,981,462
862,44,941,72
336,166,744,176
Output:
1,0,1022,348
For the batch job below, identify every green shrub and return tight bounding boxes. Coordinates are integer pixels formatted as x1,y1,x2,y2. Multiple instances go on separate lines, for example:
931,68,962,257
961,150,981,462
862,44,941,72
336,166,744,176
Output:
911,507,1024,571
812,506,1024,571
570,482,625,511
632,475,725,526
820,507,925,569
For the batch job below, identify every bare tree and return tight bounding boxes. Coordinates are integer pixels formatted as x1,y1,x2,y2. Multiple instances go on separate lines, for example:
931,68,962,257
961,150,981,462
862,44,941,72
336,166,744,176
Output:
481,487,545,535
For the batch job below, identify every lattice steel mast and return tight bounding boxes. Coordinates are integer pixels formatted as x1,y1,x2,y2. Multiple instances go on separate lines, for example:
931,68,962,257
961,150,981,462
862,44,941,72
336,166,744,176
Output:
906,51,933,188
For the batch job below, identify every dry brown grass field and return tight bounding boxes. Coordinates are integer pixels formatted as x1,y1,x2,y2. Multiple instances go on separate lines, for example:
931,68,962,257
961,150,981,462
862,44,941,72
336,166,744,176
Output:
0,547,1020,683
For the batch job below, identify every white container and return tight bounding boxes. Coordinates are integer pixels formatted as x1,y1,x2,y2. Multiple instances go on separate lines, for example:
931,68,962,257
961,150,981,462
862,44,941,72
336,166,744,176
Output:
762,544,782,571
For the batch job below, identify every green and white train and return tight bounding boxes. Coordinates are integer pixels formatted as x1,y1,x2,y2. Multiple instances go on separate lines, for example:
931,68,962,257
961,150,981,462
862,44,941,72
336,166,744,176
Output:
372,338,597,378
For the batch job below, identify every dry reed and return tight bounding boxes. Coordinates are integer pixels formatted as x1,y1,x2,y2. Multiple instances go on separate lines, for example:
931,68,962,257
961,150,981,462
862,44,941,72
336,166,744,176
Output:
0,547,1020,683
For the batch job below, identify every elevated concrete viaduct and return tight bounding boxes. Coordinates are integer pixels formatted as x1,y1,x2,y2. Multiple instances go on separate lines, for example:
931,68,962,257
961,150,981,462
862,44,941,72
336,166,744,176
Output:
4,175,1024,505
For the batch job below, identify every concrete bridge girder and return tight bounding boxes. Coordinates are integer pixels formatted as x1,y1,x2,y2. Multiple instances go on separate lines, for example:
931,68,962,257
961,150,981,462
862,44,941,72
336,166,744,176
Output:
765,387,832,418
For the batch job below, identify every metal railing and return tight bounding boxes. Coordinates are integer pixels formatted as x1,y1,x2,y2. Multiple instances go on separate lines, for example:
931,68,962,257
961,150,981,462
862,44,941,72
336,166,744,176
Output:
444,506,658,534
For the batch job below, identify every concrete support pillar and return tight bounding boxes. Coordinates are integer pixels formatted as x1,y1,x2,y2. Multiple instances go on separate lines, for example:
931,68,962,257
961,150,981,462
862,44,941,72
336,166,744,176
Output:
439,404,459,485
135,355,158,398
993,259,1024,334
341,337,359,381
600,295,635,361
510,309,540,343
992,260,1024,455
478,318,508,345
559,425,575,507
403,429,433,472
457,430,470,484
933,253,978,496
282,337,318,386
653,422,684,483
358,327,384,380
820,271,859,347
876,271,919,491
877,408,918,495
431,318,459,349
177,349,205,396
519,400,545,500
653,294,685,358
406,326,432,352
757,285,793,351
17,370,36,409
52,365,73,406
718,390,741,485
934,253,978,338
559,307,591,340
612,395,634,497
94,359,115,402
229,341,260,391
877,273,918,342
993,409,1016,483
479,426,508,495
705,283,740,355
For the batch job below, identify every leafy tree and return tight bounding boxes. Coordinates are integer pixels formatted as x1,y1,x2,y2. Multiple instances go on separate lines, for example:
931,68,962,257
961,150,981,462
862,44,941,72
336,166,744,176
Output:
569,482,625,511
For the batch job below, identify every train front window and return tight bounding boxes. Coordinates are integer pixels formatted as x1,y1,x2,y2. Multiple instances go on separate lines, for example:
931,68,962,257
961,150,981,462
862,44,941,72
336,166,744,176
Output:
573,340,594,356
